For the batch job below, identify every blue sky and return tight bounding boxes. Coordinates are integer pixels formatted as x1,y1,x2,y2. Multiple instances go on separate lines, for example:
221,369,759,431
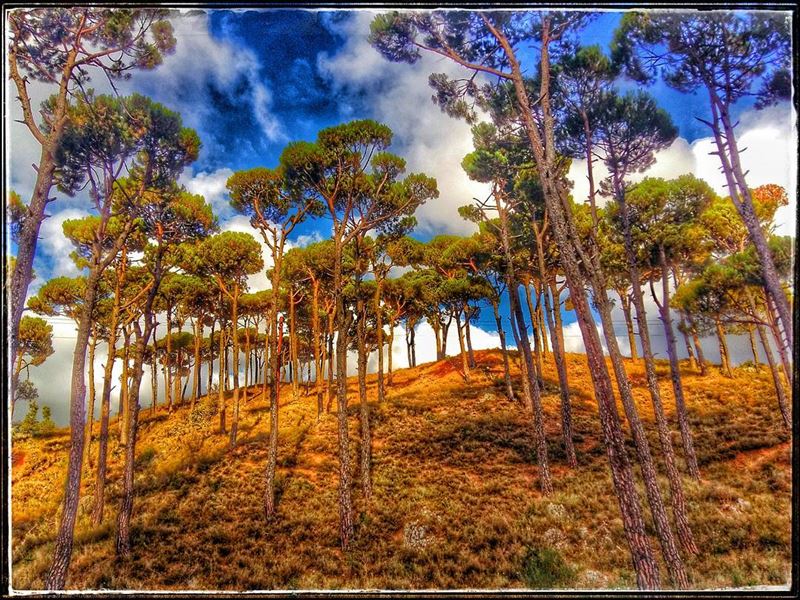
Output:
8,9,796,424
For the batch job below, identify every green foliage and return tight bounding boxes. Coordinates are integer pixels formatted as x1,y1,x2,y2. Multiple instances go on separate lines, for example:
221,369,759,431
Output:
17,316,54,370
27,276,87,320
519,547,576,589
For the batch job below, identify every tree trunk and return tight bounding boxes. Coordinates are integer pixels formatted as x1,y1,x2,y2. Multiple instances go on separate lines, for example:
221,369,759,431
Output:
218,324,226,433
492,298,515,403
387,317,395,385
764,293,792,386
290,289,300,401
150,350,158,413
208,319,216,400
464,305,476,368
500,21,661,586
711,97,793,352
657,248,701,482
685,314,707,376
312,280,324,418
746,292,791,430
333,236,354,548
456,312,471,383
410,324,416,367
620,292,639,360
327,312,335,412
524,282,544,388
715,319,733,378
119,329,131,447
375,278,386,403
747,325,760,369
44,268,101,590
229,288,241,447
356,294,372,501
83,326,98,473
432,317,442,361
264,302,283,518
191,319,202,408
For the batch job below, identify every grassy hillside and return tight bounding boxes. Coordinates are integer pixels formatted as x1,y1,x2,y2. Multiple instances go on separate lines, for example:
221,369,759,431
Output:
11,350,792,590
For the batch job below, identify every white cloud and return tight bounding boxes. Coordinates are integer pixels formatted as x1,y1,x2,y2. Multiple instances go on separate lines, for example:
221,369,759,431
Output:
318,11,489,236
36,208,91,279
567,102,797,238
181,167,235,219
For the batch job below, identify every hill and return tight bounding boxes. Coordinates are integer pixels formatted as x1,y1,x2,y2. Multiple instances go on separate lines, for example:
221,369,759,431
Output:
10,349,792,590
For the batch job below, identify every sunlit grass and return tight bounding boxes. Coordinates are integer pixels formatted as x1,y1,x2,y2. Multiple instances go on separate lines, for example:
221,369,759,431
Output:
11,350,791,590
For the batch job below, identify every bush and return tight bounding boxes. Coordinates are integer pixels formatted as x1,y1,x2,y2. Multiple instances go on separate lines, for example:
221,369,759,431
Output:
520,547,575,589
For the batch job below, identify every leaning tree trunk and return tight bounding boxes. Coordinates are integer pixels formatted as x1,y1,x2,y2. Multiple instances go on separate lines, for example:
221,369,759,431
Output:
764,293,792,385
715,319,733,378
656,247,700,482
620,292,639,361
44,268,101,590
524,283,544,388
82,325,98,473
499,22,662,585
356,294,372,501
491,298,515,403
711,97,793,353
455,312,471,383
746,290,791,430
464,305,476,368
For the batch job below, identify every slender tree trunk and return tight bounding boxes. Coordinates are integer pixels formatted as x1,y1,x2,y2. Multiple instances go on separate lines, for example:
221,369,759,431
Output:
495,190,551,494
715,319,732,378
464,305,476,368
191,319,201,408
440,315,450,360
229,289,241,448
746,325,760,369
387,316,395,385
456,312,471,383
264,304,283,518
290,290,300,401
209,319,216,400
83,326,98,472
498,21,660,586
685,314,707,376
656,249,700,482
410,325,416,367
150,351,158,414
165,308,173,413
524,283,544,387
218,324,226,433
532,224,576,470
333,236,354,548
356,294,372,501
711,97,793,352
492,298,515,403
432,317,442,361
535,286,548,357
406,322,413,367
327,312,335,412
312,280,324,418
746,292,791,429
764,293,792,386
620,292,639,360
375,278,386,403
44,268,101,590
119,329,131,447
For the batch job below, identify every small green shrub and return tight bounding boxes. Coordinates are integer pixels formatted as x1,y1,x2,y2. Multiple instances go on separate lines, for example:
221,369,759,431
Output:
520,546,575,589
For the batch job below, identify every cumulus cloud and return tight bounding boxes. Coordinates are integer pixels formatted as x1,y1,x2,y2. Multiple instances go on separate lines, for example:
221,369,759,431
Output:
318,11,490,236
35,208,91,280
181,167,235,219
567,102,797,237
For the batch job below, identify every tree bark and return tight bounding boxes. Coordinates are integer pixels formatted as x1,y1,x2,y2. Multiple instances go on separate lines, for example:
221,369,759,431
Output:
218,324,227,433
83,325,98,472
333,235,354,548
456,312,471,383
656,248,700,482
191,319,202,408
356,294,372,501
715,319,732,378
464,305,476,368
620,292,639,360
375,278,386,403
44,268,100,589
524,282,544,388
489,16,661,586
229,287,241,448
492,298,515,403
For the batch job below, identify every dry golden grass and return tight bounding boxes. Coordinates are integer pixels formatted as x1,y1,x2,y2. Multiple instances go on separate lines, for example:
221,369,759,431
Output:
11,350,792,590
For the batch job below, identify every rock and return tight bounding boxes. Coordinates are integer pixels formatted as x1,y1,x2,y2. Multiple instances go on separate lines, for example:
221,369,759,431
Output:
546,502,567,520
403,521,429,550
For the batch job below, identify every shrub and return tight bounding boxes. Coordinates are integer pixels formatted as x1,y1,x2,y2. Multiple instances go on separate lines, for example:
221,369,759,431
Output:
520,546,575,589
